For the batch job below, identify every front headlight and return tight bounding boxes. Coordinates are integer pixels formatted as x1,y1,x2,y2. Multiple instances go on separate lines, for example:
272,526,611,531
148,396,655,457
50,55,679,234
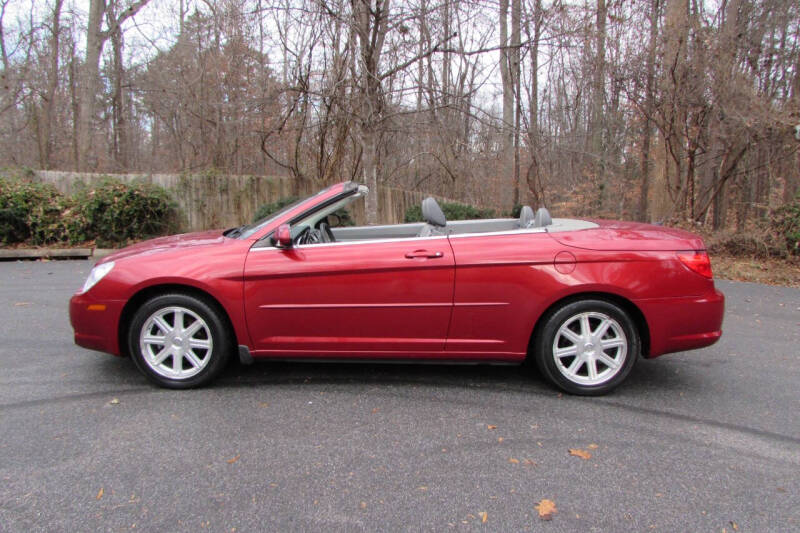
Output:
81,261,115,293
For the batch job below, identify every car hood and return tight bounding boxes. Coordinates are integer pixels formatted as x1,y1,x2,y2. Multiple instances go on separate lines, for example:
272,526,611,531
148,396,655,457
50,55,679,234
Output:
98,230,228,263
550,220,706,251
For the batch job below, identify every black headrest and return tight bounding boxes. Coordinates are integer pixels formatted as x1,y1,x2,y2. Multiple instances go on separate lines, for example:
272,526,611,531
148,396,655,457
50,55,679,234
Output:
422,197,446,227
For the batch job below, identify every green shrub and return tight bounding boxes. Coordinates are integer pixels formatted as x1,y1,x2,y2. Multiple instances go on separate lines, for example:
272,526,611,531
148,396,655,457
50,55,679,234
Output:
0,177,176,247
404,200,496,223
0,179,71,245
0,207,29,244
772,194,800,256
74,179,177,247
254,196,355,227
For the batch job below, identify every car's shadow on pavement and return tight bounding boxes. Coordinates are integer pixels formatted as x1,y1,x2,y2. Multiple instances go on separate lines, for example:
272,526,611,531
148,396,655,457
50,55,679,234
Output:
92,351,697,396
212,355,697,396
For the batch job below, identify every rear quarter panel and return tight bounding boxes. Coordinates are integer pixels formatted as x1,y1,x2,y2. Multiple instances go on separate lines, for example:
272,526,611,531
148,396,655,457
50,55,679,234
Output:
446,231,715,359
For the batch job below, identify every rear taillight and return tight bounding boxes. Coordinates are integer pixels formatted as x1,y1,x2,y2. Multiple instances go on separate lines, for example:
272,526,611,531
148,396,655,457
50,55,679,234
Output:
677,251,713,279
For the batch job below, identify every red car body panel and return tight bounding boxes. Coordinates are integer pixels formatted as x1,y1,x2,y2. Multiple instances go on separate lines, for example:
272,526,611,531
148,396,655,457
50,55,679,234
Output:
69,182,724,365
243,236,455,355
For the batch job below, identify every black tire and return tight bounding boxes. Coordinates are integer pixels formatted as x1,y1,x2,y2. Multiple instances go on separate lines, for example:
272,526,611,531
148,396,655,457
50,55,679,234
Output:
127,293,232,389
533,299,639,396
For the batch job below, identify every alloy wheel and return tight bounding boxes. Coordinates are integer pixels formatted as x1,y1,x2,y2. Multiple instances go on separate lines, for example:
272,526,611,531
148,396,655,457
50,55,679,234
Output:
551,311,628,386
139,306,213,380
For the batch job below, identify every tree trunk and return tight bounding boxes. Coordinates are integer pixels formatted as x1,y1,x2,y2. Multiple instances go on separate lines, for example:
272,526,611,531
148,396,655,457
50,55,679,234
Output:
591,0,607,181
662,0,690,217
37,0,62,169
525,0,542,207
511,0,521,206
110,7,128,170
363,131,379,224
638,0,659,221
499,0,514,209
77,0,105,171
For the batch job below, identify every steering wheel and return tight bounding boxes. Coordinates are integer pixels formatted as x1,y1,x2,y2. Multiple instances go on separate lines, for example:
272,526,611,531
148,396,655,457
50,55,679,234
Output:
296,226,324,245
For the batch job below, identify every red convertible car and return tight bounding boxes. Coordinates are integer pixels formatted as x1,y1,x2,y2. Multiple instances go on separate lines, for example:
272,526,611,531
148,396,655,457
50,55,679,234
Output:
70,181,724,395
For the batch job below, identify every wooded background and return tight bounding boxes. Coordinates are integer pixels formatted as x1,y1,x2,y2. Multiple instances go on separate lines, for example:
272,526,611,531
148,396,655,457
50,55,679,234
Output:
1,0,798,228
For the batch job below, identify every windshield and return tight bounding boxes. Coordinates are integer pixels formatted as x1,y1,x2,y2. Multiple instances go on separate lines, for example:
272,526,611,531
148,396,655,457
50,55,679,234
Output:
232,198,306,239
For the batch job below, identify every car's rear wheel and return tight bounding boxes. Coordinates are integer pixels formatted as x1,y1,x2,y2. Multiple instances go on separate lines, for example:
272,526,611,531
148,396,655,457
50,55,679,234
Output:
128,293,231,389
533,299,639,395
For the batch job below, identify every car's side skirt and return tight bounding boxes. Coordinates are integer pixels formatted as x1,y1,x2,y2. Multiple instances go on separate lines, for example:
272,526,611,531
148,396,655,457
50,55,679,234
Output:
248,350,527,363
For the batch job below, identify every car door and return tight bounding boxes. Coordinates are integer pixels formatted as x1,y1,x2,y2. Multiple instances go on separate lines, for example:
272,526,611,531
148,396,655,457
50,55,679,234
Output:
243,236,455,355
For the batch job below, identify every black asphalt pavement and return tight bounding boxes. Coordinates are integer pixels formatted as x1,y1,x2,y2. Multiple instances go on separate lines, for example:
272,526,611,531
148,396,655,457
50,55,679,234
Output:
1,260,798,532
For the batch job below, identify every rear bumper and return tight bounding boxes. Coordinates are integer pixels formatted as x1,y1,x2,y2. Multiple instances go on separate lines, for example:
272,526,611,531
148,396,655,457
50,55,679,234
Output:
69,292,126,356
636,288,724,358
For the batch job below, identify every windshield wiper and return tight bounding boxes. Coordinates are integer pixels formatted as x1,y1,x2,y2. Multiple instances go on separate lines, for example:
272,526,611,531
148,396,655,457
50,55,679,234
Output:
223,225,245,238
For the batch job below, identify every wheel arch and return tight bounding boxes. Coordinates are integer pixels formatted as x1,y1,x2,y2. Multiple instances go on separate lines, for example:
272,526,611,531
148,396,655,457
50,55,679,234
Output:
118,283,238,357
528,291,650,359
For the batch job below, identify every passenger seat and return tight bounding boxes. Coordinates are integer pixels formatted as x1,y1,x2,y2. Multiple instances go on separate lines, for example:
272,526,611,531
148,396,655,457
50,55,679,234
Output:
418,197,447,237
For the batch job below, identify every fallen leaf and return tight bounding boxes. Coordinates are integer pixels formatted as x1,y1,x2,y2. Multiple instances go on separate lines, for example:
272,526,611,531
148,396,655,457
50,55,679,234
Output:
497,437,504,443
360,501,367,509
109,398,120,405
569,448,592,460
96,487,104,500
417,486,428,491
226,455,240,464
587,443,599,450
509,458,519,464
14,302,32,306
523,459,536,467
371,408,379,413
487,425,497,430
535,499,557,520
259,402,269,408
478,511,488,523
730,521,738,531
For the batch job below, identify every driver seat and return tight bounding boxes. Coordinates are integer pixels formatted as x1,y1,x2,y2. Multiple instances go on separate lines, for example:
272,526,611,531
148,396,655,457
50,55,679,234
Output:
417,197,447,237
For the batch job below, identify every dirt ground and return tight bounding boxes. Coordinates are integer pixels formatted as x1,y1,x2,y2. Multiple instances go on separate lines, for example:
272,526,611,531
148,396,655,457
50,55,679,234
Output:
712,254,800,288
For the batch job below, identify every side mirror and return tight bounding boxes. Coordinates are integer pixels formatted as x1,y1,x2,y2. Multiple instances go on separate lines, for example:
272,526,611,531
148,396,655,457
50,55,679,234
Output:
274,224,293,248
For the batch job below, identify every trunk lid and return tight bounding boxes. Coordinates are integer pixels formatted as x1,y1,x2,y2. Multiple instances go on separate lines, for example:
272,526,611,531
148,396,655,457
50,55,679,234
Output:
550,220,705,251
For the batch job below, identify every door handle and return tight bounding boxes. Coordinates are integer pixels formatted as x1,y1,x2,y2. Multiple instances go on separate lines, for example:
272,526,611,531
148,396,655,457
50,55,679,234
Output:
404,250,444,259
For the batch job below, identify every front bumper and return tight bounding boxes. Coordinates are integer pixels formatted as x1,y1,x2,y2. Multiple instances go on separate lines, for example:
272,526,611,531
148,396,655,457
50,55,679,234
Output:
69,292,126,356
636,288,725,358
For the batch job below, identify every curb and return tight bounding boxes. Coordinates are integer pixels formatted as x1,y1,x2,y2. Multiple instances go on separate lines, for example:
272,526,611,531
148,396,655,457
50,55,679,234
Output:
0,248,115,261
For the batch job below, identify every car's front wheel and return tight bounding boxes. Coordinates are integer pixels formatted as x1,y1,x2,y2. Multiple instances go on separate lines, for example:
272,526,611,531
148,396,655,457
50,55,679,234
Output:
533,299,639,395
128,293,232,389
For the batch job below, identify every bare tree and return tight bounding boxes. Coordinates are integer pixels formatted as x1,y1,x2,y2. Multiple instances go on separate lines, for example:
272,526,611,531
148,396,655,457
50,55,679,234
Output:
77,0,150,171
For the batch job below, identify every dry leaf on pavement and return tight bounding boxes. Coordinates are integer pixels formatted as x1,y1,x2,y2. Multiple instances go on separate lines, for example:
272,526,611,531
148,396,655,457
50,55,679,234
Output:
226,455,240,464
478,511,488,523
569,448,592,460
535,499,557,520
96,487,104,500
